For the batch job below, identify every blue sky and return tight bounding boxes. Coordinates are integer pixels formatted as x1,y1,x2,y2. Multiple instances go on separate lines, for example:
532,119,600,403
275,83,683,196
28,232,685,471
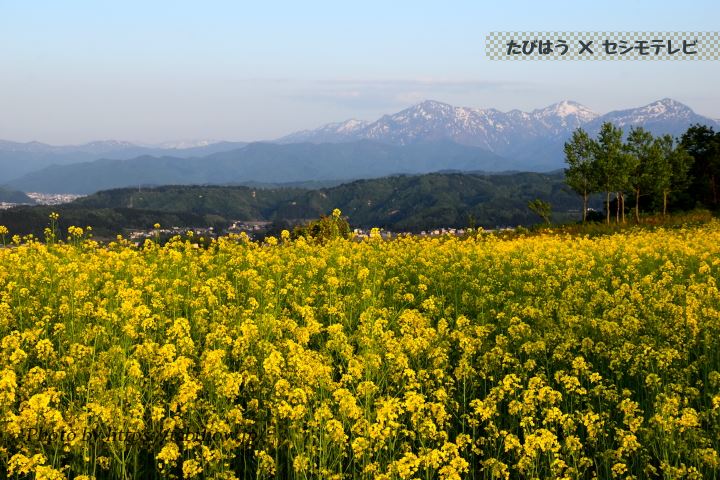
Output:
0,0,718,144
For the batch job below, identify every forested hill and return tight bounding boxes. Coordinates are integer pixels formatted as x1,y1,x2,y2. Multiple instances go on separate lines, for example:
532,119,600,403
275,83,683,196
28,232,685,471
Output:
0,188,33,204
0,172,588,237
279,171,582,231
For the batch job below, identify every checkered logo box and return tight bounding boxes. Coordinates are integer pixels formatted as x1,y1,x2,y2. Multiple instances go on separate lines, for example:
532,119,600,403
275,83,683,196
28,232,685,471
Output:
485,32,720,60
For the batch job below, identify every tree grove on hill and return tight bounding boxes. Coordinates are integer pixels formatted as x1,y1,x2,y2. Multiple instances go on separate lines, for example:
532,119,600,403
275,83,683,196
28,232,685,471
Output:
564,122,702,223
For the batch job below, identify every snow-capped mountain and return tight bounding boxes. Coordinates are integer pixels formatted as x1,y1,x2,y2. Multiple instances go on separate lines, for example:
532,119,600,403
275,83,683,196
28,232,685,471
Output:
280,119,369,144
278,99,600,149
583,98,716,137
277,98,717,169
530,100,600,134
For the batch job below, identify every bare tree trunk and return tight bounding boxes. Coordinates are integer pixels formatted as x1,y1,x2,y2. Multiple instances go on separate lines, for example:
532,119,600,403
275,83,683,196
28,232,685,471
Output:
620,193,625,224
663,191,668,216
635,188,640,223
583,192,588,222
615,192,620,224
606,191,611,225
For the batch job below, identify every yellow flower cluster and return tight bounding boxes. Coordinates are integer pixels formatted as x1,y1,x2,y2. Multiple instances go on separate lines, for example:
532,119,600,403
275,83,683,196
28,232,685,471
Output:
0,221,718,479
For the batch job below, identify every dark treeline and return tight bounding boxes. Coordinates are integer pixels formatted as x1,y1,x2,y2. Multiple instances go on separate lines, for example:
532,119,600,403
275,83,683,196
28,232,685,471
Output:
565,123,720,223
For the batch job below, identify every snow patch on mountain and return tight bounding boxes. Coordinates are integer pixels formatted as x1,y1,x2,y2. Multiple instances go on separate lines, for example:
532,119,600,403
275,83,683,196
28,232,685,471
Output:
157,140,218,150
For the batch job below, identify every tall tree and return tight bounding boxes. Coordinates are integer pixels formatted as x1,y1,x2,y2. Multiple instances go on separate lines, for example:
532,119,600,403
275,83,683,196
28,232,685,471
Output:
564,128,597,222
655,134,693,215
681,124,720,208
594,122,625,224
615,146,636,224
624,127,658,223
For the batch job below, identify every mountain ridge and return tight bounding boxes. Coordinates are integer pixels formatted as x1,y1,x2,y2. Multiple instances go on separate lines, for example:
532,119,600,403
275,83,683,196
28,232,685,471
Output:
0,140,250,182
4,140,512,194
277,98,718,167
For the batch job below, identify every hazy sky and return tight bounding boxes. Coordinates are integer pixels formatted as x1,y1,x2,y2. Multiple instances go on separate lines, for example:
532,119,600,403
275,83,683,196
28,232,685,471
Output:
1,0,719,144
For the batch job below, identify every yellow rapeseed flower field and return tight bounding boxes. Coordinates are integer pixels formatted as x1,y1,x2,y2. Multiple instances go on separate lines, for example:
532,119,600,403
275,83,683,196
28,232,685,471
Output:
0,219,719,479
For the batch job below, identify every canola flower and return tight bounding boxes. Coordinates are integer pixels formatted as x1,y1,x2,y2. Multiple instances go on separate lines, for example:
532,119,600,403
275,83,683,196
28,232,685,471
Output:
0,219,718,479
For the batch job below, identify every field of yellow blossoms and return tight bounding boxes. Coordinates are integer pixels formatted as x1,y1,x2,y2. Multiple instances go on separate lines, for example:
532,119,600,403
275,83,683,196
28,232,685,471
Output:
0,219,719,479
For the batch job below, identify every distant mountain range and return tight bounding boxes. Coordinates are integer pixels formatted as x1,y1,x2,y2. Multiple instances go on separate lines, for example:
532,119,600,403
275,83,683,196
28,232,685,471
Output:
279,98,718,167
0,139,247,181
280,99,599,151
6,141,508,194
1,98,717,194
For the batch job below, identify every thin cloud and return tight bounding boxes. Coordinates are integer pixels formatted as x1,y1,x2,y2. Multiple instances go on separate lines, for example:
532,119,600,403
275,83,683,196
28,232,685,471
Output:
318,78,531,89
285,78,537,111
